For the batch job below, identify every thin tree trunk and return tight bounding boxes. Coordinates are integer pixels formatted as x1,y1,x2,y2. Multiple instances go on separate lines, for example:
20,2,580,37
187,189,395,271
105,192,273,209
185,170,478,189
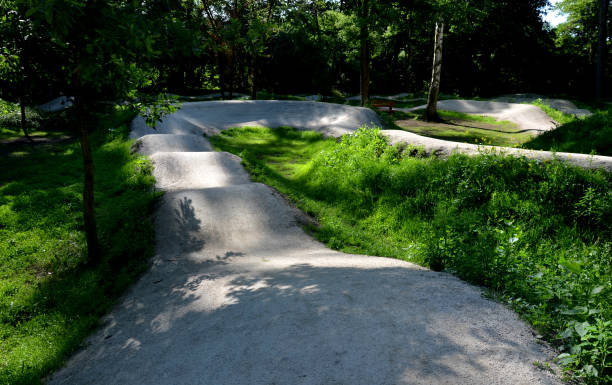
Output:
596,0,609,99
359,0,370,107
77,105,100,264
20,98,32,142
217,52,226,99
426,20,444,122
251,56,258,100
313,4,322,45
229,48,235,99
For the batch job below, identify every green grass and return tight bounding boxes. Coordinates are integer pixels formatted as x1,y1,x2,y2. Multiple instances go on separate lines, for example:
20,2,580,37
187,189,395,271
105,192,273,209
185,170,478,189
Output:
0,99,73,141
525,107,612,156
380,108,532,147
437,109,513,125
530,100,578,126
212,126,612,384
0,107,159,384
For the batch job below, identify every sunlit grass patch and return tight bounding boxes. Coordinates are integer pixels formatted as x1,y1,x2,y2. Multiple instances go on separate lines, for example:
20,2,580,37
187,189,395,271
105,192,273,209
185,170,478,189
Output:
525,107,612,156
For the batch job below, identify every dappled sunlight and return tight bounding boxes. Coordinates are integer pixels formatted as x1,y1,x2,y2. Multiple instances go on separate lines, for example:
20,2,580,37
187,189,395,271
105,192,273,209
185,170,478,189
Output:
151,151,250,190
50,259,558,384
121,338,142,352
155,184,317,256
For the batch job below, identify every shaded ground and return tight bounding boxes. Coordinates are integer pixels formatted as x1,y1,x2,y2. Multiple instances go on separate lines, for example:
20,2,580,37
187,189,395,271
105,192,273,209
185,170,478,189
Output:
47,101,563,384
394,112,531,147
401,100,557,134
0,135,75,156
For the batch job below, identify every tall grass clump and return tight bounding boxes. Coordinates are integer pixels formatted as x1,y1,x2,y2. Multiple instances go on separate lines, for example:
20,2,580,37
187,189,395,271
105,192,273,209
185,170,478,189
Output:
214,126,611,384
0,107,159,384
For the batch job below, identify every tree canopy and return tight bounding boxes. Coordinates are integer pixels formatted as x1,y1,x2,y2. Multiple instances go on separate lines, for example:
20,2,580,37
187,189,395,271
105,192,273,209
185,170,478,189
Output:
2,0,611,101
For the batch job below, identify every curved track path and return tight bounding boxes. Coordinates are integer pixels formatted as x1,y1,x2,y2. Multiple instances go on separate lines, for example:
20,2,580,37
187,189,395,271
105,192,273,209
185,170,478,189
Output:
401,99,558,134
48,101,563,384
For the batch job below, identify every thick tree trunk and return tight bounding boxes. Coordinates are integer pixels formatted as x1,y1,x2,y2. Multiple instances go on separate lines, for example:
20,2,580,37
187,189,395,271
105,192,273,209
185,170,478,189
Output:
359,0,370,107
20,98,32,142
596,0,609,99
77,106,100,264
426,20,444,122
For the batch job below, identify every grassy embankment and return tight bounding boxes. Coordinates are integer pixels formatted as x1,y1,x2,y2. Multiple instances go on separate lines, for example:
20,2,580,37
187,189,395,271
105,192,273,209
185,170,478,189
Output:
524,101,612,157
0,103,159,384
213,126,611,384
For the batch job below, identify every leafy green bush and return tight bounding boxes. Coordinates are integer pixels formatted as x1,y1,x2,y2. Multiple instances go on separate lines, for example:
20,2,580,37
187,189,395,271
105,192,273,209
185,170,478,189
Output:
0,99,18,115
214,126,612,384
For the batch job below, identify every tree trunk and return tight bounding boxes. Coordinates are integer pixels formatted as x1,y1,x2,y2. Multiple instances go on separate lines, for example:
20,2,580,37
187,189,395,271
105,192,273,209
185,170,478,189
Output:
251,56,258,100
77,105,100,264
359,0,370,107
313,4,322,45
20,98,32,142
596,0,609,99
214,48,226,99
228,48,235,99
426,20,444,122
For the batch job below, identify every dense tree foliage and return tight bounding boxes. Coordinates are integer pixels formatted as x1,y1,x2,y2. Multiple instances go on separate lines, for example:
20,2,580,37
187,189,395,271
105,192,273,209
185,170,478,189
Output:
553,0,611,96
2,0,611,102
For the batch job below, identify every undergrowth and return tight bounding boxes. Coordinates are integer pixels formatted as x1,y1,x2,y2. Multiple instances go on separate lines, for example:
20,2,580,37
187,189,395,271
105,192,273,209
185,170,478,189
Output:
0,107,159,384
213,126,612,384
0,99,74,141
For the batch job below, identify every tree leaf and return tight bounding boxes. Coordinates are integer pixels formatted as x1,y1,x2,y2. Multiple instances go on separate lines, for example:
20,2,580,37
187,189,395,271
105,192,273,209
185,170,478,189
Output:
556,353,574,366
574,321,591,338
561,306,588,315
559,257,582,275
25,8,37,17
559,327,573,339
590,285,605,295
583,365,598,377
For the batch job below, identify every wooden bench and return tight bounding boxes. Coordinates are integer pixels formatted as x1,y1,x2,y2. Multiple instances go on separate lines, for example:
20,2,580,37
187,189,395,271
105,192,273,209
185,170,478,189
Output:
371,100,395,114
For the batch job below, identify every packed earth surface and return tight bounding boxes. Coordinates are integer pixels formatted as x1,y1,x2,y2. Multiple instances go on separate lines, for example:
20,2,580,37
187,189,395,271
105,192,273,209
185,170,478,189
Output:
47,101,576,384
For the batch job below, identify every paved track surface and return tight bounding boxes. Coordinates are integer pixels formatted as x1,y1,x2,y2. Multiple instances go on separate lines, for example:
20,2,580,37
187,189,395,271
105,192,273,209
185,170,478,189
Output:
47,101,566,385
129,100,381,139
402,99,558,133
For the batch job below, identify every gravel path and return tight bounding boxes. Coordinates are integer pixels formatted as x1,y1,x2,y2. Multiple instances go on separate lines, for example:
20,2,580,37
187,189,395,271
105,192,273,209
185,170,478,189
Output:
46,101,566,384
